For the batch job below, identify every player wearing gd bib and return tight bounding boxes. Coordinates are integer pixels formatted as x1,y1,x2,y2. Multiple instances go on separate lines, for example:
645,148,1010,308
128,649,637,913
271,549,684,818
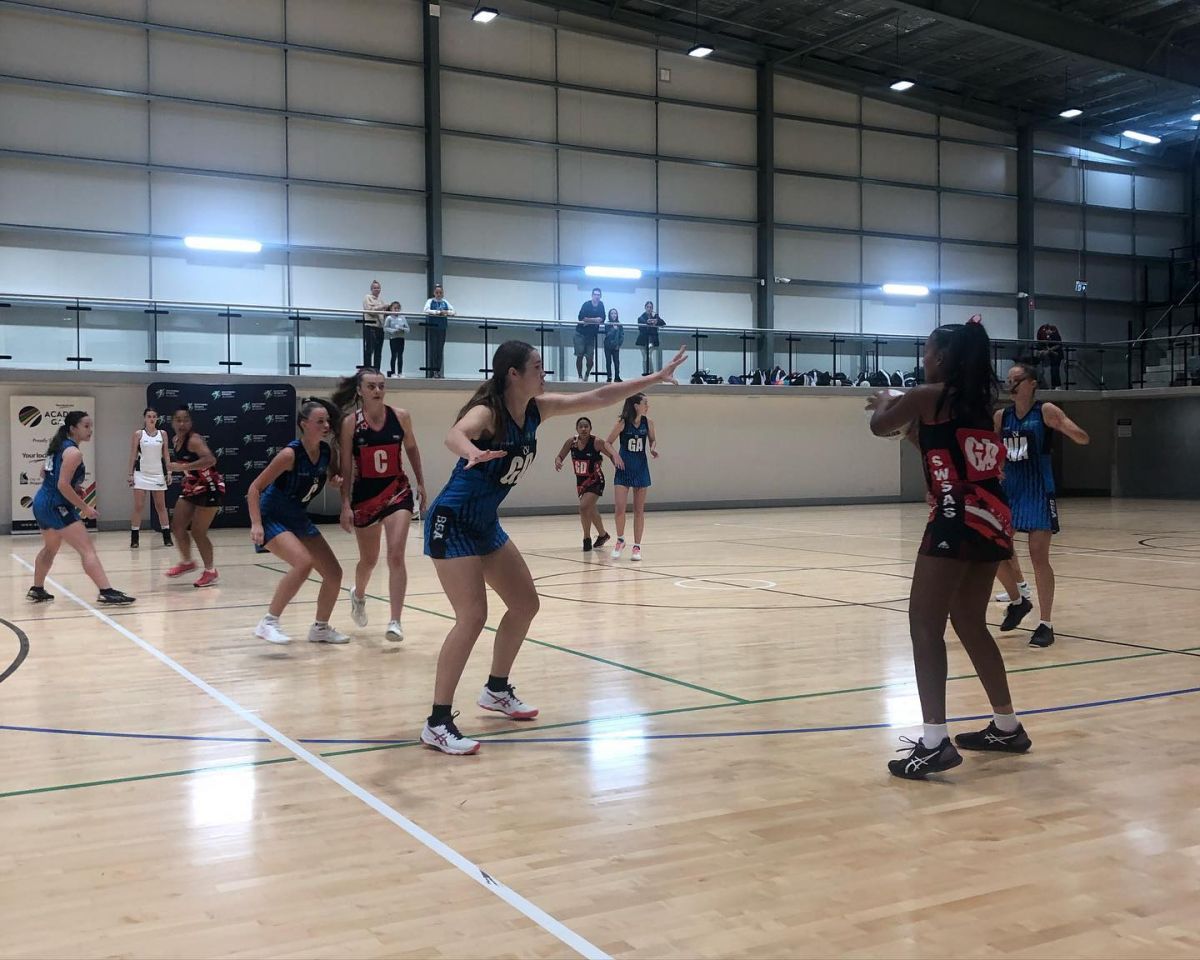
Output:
993,362,1090,649
420,339,689,756
553,415,612,553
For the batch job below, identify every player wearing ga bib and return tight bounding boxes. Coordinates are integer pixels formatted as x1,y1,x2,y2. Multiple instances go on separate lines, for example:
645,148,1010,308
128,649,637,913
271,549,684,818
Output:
256,439,331,552
613,416,651,488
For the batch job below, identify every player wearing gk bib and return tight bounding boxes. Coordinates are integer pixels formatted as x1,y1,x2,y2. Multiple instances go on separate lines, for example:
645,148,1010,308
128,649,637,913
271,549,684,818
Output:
553,416,611,552
420,339,689,756
993,363,1090,648
869,319,1028,781
27,410,135,606
126,407,172,549
166,405,224,588
248,399,348,646
605,393,657,562
335,368,427,643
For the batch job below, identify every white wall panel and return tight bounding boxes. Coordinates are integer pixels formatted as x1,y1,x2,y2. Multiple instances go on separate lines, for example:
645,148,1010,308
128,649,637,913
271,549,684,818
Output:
0,160,148,233
1134,214,1184,258
657,53,755,108
862,132,936,186
774,76,858,122
1035,251,1086,297
286,0,422,60
1034,203,1082,249
441,73,556,141
940,142,1015,193
1085,209,1132,256
862,237,937,286
151,173,286,244
149,34,283,108
861,299,936,337
149,0,284,38
657,287,753,329
1083,303,1135,342
775,118,858,175
444,274,555,320
861,98,937,134
774,174,859,229
288,54,422,125
863,184,937,236
0,85,148,162
443,138,557,203
658,222,754,276
443,200,556,263
558,153,656,212
441,6,556,79
556,30,655,95
775,230,860,284
290,264,427,313
941,244,1016,293
1085,168,1131,208
658,164,755,220
287,121,423,189
289,187,424,254
557,90,655,152
18,0,145,14
151,254,286,305
1134,170,1184,213
659,104,756,164
940,194,1016,243
0,243,150,298
1084,256,1134,300
150,104,285,176
774,293,859,333
1033,155,1081,202
941,301,1017,339
0,10,146,89
558,212,656,269
939,119,1016,146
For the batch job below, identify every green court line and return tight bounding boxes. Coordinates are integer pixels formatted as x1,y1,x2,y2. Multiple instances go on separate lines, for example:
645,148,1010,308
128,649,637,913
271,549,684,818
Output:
254,563,748,704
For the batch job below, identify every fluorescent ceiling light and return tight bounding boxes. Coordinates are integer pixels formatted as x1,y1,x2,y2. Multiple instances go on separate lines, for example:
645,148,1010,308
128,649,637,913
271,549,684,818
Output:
471,7,498,22
1122,130,1161,145
881,283,929,297
688,44,714,58
1058,108,1083,119
183,236,262,253
584,266,642,280
889,79,915,92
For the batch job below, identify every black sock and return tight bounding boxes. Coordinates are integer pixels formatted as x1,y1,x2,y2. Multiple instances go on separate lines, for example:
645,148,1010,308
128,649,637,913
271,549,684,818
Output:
428,703,453,726
486,674,509,693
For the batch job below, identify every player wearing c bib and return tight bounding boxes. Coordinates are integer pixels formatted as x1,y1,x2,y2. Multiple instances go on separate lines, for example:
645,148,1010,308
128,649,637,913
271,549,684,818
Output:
420,339,689,756
604,392,657,562
993,362,1090,649
553,416,612,552
126,407,172,549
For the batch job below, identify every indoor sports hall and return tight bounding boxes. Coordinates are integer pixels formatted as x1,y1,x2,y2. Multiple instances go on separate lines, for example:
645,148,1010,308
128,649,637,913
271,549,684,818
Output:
2,0,1199,957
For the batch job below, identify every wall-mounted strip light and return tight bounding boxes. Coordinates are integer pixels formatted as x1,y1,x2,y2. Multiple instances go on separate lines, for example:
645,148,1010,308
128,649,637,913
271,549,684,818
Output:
584,266,643,280
881,283,929,297
183,236,262,253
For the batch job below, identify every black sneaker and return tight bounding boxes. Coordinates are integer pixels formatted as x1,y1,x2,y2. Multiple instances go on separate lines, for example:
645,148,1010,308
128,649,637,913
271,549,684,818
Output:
593,532,611,550
955,721,1032,753
583,537,593,552
26,586,54,603
1000,598,1033,632
162,529,173,547
97,588,136,605
888,737,963,780
130,529,140,549
1029,624,1056,648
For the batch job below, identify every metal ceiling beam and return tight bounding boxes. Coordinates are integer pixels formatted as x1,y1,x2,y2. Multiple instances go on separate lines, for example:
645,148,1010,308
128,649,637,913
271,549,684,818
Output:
770,8,898,67
887,0,1200,91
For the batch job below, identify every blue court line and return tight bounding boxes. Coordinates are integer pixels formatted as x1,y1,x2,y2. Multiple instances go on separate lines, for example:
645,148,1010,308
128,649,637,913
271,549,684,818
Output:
5,683,1197,748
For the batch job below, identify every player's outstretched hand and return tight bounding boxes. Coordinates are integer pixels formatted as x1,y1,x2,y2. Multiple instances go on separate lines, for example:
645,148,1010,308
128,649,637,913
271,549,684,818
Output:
657,345,688,385
465,449,507,470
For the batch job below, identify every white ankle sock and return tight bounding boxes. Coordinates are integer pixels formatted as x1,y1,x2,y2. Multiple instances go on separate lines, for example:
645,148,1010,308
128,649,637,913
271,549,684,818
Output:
263,613,279,624
1039,620,1053,629
992,712,1020,732
922,723,949,747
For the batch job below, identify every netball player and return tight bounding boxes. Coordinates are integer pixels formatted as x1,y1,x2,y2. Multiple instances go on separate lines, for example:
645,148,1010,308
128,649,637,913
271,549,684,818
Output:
868,319,1030,779
334,367,427,642
553,416,611,552
420,340,687,755
126,406,172,549
604,393,656,561
165,405,224,588
27,411,135,605
247,398,347,645
994,362,1090,647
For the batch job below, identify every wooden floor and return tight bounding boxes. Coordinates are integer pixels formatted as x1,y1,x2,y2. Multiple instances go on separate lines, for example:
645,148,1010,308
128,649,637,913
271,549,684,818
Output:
3,501,1200,959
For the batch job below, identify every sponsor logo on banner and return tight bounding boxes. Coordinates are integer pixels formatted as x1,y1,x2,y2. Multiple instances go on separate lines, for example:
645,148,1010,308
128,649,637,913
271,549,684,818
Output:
10,396,96,533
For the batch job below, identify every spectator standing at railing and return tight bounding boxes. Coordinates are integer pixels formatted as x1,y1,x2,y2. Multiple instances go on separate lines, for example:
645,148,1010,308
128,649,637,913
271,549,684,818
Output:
362,279,387,371
575,288,605,380
636,300,666,376
422,284,455,379
604,308,624,382
383,300,408,378
1035,320,1064,389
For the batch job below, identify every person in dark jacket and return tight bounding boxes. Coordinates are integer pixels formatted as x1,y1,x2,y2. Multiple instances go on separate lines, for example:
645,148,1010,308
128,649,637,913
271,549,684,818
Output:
636,300,665,376
603,308,624,382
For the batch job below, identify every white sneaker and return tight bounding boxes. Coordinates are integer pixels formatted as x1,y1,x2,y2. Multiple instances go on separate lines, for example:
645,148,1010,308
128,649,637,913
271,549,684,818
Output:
995,583,1032,603
630,545,642,562
421,714,480,755
478,684,539,720
255,617,291,645
994,591,1010,603
348,589,368,627
308,623,350,644
610,538,625,560
386,620,404,642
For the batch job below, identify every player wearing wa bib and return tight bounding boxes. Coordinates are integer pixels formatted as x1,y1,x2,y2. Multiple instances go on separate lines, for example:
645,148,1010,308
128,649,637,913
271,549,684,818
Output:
1000,400,1057,533
425,398,540,559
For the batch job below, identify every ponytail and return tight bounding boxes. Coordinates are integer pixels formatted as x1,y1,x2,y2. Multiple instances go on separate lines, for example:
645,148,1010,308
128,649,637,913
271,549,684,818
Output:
928,319,998,426
331,367,382,413
619,393,646,425
47,410,88,457
456,340,535,434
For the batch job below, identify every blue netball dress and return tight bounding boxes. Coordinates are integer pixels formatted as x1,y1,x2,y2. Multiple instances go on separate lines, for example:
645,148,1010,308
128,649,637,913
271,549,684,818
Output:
1001,401,1059,533
425,399,541,559
613,416,651,488
32,439,85,530
255,440,331,552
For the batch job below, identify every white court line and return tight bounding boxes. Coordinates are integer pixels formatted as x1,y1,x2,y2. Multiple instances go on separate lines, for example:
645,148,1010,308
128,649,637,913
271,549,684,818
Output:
13,555,609,960
715,522,1200,567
